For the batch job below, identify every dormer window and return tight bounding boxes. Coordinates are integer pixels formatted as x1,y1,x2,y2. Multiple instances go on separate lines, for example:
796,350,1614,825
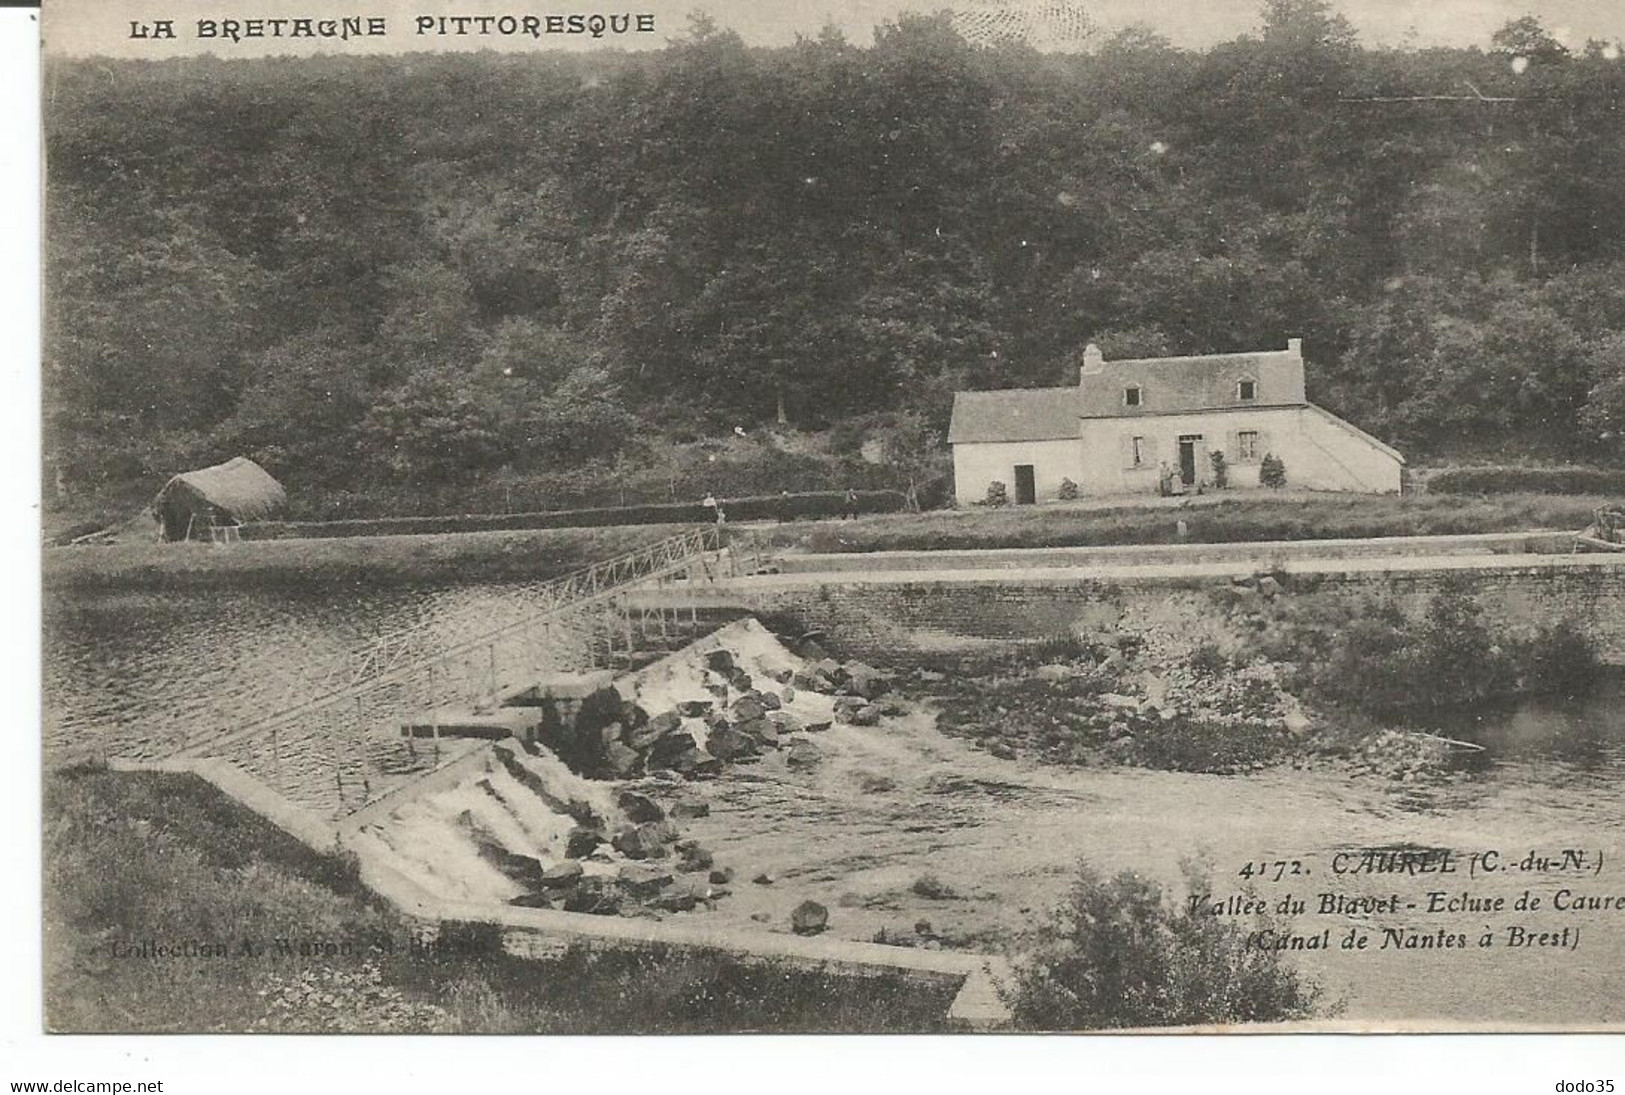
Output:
1123,385,1142,408
1237,379,1257,401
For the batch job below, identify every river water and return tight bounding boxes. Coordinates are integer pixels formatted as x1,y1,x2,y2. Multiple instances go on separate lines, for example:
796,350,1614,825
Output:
42,578,1625,1026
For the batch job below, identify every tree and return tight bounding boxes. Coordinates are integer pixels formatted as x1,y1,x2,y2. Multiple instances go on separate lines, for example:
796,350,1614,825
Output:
881,412,947,511
1491,16,1570,65
1260,453,1287,488
360,368,506,483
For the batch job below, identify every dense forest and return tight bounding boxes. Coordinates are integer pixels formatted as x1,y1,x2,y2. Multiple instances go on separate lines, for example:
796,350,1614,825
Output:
43,2,1625,514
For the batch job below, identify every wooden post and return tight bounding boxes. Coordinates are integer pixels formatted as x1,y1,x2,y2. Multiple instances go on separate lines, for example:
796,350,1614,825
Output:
429,662,441,763
355,692,371,802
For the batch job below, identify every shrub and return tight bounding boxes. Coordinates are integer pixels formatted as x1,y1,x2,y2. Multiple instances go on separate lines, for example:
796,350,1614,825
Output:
1209,451,1228,490
1127,717,1295,774
986,480,1009,508
1427,466,1625,496
910,873,959,900
1057,477,1079,501
1005,860,1324,1031
1296,588,1601,718
1259,453,1287,489
1187,641,1228,678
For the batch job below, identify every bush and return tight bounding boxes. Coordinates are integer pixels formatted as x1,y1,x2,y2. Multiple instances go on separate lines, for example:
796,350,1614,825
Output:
985,480,1009,508
1127,717,1295,774
1209,451,1228,490
1005,860,1324,1030
1428,466,1625,496
1259,453,1287,489
1293,588,1602,718
1057,477,1079,501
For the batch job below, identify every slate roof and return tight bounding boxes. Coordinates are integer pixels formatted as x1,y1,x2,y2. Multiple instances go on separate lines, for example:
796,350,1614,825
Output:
948,387,1084,444
950,344,1312,444
1076,348,1307,419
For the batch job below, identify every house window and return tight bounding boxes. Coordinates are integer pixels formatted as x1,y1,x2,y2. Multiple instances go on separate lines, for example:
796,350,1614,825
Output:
1238,430,1260,461
1132,436,1146,467
1124,385,1142,408
1237,379,1257,401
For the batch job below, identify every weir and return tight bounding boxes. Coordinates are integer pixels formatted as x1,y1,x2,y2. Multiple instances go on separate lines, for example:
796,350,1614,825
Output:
151,527,762,817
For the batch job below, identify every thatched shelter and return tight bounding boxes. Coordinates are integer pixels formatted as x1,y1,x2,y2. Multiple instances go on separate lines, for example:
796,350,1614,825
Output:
152,457,286,542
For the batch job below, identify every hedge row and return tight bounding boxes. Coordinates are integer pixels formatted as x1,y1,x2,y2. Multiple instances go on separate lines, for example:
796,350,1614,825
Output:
245,489,908,540
1427,466,1625,497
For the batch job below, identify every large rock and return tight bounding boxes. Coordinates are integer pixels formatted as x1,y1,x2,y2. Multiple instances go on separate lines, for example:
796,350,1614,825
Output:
787,740,823,769
671,801,710,819
617,791,666,824
565,826,605,859
767,711,802,734
791,900,829,935
561,876,622,914
832,696,867,724
843,663,891,700
618,863,674,897
676,699,714,718
603,741,642,779
671,747,723,778
647,731,699,768
628,711,684,751
705,724,757,762
731,695,767,723
613,821,675,860
652,878,717,912
850,704,882,727
792,667,830,693
801,719,833,734
758,691,783,712
704,649,736,675
677,840,714,872
540,860,584,887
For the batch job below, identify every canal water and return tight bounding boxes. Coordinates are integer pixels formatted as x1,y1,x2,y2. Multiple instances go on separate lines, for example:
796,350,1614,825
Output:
42,578,1625,1024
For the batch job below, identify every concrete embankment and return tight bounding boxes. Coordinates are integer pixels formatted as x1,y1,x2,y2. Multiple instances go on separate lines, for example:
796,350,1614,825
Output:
638,550,1625,663
771,531,1575,573
107,752,1011,1028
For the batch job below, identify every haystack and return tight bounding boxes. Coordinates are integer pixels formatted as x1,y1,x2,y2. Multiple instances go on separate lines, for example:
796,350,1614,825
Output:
152,456,285,541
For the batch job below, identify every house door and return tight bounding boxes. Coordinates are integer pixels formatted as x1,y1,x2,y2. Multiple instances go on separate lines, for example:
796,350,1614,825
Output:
1178,436,1203,487
1014,465,1036,505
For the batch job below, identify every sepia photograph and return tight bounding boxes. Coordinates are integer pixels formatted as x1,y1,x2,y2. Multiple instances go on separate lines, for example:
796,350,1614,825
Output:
33,0,1625,1043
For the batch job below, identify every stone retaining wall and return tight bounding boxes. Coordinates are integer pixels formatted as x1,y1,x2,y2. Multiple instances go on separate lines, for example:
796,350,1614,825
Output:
647,554,1625,664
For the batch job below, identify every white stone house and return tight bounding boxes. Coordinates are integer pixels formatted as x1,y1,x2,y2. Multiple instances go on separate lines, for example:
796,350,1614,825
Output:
947,338,1403,504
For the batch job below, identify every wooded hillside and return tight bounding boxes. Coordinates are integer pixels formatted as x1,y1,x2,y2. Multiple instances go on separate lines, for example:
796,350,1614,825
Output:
43,3,1625,511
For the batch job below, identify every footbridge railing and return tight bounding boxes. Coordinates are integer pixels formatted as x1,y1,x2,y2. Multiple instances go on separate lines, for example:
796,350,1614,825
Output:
165,525,770,817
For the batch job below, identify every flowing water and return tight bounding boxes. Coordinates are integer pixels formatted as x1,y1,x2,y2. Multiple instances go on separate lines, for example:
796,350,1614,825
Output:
42,578,1625,1025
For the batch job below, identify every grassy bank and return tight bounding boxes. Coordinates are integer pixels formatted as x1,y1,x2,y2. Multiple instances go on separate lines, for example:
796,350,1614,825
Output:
42,524,693,591
45,490,1615,591
765,492,1610,555
43,766,956,1033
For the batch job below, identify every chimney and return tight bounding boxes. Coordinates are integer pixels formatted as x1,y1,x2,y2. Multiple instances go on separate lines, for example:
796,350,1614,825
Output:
1080,342,1105,380
1286,337,1302,356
